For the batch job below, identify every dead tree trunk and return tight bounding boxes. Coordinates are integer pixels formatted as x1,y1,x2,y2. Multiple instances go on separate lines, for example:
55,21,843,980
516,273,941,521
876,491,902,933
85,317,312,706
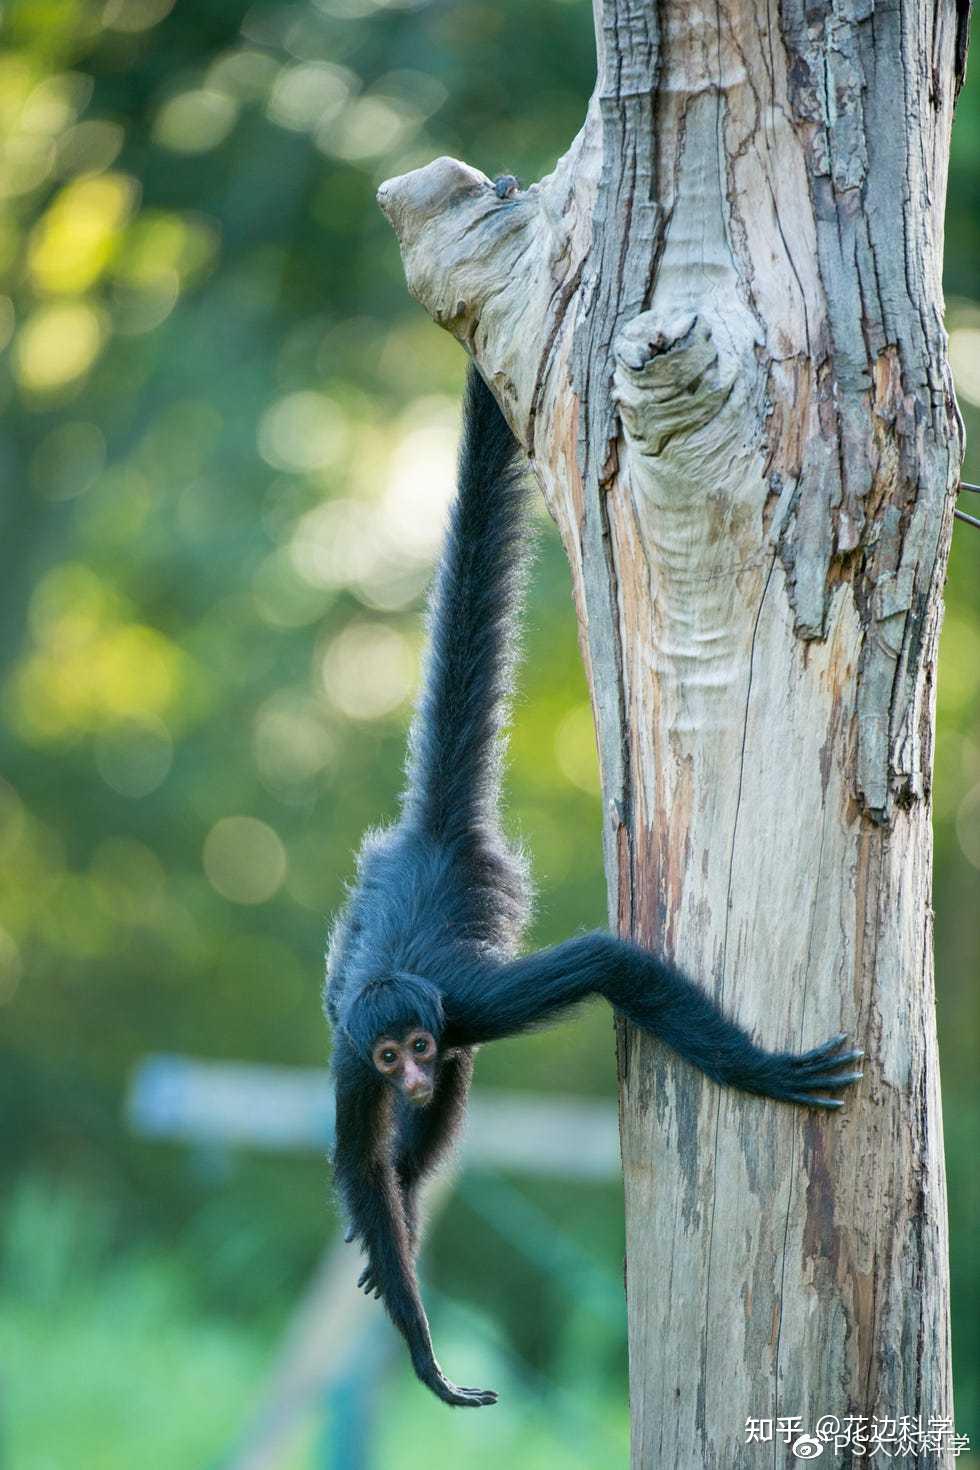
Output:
378,0,968,1462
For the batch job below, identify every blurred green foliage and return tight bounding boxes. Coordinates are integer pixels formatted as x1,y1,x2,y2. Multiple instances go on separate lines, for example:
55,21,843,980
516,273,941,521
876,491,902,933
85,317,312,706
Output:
0,0,976,1465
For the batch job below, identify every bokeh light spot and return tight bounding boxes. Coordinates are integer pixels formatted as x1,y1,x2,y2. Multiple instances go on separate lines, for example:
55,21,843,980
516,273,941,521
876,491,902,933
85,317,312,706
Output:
9,567,187,742
258,391,347,473
117,210,219,288
325,96,416,161
314,0,432,18
252,548,332,628
103,0,176,31
111,273,180,335
290,498,381,588
321,622,415,720
20,73,93,135
92,626,184,720
267,61,354,133
203,817,288,905
0,134,55,199
380,404,458,556
94,716,174,798
254,692,335,799
153,90,238,154
15,300,107,393
949,327,980,407
57,119,125,177
207,49,281,102
28,173,137,294
554,704,600,794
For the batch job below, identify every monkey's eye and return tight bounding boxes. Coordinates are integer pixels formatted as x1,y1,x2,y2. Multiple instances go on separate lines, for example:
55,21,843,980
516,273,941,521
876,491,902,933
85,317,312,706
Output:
381,1048,397,1066
413,1037,429,1055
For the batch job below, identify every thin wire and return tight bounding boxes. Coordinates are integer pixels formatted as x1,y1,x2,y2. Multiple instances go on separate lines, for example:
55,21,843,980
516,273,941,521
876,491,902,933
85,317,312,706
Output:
954,508,980,529
959,481,979,494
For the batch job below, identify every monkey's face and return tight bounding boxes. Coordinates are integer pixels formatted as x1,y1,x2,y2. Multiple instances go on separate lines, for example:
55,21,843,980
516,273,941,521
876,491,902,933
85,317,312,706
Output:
371,1028,438,1106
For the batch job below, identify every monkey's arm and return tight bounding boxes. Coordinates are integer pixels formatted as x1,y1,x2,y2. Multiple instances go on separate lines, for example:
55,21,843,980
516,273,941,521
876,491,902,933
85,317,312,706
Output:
452,934,862,1108
354,1049,474,1300
397,1048,474,1245
331,1041,495,1408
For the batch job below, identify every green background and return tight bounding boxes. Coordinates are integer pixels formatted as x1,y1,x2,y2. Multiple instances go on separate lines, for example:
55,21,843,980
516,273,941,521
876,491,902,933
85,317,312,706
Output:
0,2,976,1466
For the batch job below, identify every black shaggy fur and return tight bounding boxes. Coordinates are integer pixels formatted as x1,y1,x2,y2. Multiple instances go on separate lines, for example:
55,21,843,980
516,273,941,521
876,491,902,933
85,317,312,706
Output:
325,365,862,1409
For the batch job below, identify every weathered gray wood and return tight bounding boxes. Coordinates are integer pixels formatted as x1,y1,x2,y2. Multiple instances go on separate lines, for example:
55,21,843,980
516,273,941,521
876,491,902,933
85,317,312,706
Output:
378,0,965,1462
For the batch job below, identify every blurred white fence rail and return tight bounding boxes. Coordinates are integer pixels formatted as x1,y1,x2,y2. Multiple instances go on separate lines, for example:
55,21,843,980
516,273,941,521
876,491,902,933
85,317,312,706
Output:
127,1053,621,1179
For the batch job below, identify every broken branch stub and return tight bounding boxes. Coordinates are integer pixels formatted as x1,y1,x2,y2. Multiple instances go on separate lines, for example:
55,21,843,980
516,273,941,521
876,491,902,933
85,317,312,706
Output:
377,154,585,435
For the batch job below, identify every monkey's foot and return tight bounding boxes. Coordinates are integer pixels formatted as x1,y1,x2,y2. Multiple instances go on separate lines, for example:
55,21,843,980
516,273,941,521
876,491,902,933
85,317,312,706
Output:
775,1032,864,1109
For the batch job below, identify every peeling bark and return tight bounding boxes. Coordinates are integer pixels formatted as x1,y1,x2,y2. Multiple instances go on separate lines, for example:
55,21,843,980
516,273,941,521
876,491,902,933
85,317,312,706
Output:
378,0,964,1462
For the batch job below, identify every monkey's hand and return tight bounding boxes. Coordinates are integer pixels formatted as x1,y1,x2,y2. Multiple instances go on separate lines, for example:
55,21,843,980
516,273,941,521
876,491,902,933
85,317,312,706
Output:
357,1261,382,1299
415,1358,498,1408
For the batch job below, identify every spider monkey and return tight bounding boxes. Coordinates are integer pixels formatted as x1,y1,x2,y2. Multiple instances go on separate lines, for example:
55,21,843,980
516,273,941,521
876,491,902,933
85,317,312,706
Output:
325,359,862,1409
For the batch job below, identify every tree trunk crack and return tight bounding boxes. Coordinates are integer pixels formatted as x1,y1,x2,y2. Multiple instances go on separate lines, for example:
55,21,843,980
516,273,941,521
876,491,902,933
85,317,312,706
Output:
721,552,778,985
699,551,777,1451
773,790,830,1448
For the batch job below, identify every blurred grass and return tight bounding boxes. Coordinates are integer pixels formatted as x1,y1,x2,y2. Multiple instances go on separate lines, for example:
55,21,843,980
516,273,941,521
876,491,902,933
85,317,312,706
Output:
0,1175,630,1470
0,1179,272,1470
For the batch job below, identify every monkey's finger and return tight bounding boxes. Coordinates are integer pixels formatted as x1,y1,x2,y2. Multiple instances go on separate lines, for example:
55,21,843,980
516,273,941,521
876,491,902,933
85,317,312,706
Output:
799,1064,863,1087
802,1070,864,1089
796,1048,864,1075
786,1092,845,1109
796,1032,849,1062
793,1065,863,1088
344,1226,356,1244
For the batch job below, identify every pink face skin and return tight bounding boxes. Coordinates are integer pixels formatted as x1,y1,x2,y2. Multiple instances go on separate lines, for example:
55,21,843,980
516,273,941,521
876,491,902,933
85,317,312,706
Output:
371,1028,438,1106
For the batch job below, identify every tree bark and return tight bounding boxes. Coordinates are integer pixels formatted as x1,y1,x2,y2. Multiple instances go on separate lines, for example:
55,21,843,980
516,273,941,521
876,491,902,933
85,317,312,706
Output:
378,1,968,1463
